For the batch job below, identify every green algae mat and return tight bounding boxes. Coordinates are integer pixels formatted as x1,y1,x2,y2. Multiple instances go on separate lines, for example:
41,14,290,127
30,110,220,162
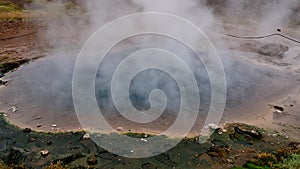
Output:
0,113,299,169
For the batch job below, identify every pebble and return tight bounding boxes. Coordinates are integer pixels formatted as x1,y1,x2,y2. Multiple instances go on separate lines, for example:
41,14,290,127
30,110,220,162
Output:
11,106,18,112
87,155,97,165
140,138,148,142
226,158,234,164
36,124,42,128
194,153,199,158
23,128,31,133
206,123,219,130
82,133,90,139
29,137,36,142
40,150,49,156
117,127,123,131
51,124,57,127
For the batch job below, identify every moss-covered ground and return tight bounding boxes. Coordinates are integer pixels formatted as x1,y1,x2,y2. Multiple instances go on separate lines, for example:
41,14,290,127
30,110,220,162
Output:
0,112,299,168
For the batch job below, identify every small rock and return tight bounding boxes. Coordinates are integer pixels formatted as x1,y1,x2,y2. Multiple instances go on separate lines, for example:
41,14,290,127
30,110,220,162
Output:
194,153,199,158
273,105,284,113
40,150,49,156
23,128,31,133
87,155,97,165
226,158,234,164
206,123,219,130
117,127,123,131
36,124,42,128
277,28,281,32
29,137,36,142
0,80,7,85
51,124,57,127
234,126,262,140
140,138,148,142
10,106,18,112
82,133,90,139
282,129,287,132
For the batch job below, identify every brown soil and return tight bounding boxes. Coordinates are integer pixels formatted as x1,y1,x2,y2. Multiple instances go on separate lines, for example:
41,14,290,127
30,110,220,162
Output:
0,13,48,75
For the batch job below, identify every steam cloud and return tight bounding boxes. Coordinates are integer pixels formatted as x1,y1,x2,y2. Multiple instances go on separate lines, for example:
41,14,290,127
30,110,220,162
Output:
39,0,299,116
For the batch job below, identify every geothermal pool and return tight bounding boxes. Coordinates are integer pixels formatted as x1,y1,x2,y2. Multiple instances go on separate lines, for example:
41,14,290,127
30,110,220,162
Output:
0,20,300,137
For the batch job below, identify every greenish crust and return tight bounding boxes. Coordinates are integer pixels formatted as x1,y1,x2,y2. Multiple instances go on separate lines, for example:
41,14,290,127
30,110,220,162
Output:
0,114,298,168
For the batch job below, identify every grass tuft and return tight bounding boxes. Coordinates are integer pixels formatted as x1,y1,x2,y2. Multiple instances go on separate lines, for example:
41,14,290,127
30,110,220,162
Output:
277,154,300,169
0,1,20,12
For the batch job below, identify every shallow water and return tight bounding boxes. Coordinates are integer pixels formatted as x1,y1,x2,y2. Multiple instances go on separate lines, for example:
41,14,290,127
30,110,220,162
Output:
0,45,298,134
